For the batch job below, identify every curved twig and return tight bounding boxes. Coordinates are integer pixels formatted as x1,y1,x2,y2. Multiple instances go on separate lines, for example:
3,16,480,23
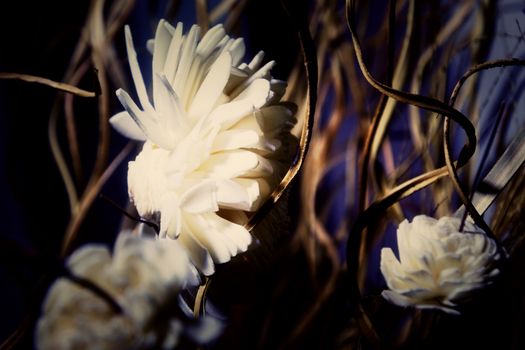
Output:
0,72,96,97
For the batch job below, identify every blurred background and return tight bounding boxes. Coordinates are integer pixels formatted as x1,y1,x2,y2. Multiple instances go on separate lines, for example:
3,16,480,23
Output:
1,0,525,349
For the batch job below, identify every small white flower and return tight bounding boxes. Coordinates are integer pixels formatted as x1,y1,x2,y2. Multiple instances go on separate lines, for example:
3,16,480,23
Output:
110,21,296,275
36,234,220,350
380,215,501,314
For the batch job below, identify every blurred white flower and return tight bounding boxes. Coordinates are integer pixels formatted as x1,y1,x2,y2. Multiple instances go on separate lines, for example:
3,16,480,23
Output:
380,215,501,314
36,234,221,350
110,20,296,275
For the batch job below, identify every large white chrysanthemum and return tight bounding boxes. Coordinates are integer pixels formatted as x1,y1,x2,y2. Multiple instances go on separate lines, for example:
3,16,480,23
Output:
36,234,221,350
380,215,501,314
110,21,296,275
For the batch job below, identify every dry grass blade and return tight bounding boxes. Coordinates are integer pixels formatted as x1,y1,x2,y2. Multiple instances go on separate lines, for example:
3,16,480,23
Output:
193,278,212,317
455,130,525,218
0,72,96,97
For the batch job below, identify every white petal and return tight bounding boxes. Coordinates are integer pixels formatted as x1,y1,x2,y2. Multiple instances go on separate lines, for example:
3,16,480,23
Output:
163,22,184,83
146,39,154,54
185,315,224,344
215,179,251,210
67,246,111,276
232,78,271,109
184,213,232,263
204,213,251,252
396,219,413,265
188,52,232,118
205,100,253,130
380,248,404,290
200,150,273,178
152,20,172,73
225,66,249,93
161,200,182,239
234,178,271,211
228,38,245,66
173,25,200,99
196,24,226,57
152,20,173,108
269,79,287,103
230,61,275,99
179,180,219,214
212,129,260,152
124,26,154,114
178,223,215,276
156,74,189,135
248,51,265,71
417,303,460,315
116,89,172,149
255,104,297,133
381,290,414,308
109,111,147,141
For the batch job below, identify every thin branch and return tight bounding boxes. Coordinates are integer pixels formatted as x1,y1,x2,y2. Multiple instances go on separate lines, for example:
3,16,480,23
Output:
0,72,96,97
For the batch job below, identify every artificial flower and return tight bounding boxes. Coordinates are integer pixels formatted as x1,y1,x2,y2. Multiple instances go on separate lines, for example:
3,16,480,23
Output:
36,233,221,350
110,21,296,275
380,215,501,314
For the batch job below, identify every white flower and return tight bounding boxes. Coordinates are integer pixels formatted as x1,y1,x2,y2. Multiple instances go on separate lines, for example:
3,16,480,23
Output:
380,215,501,314
36,234,221,350
109,20,296,275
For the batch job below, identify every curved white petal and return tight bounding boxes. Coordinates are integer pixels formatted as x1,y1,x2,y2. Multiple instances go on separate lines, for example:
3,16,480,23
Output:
201,150,273,178
173,25,200,98
248,51,265,71
232,78,271,109
205,99,253,131
109,111,147,141
152,20,173,109
124,26,154,114
381,290,413,308
188,52,232,119
215,179,251,211
152,20,172,74
177,225,215,276
196,24,226,57
163,22,184,83
234,178,270,211
203,213,251,253
160,199,182,239
179,180,219,214
184,214,233,263
212,129,260,153
255,104,297,133
155,74,189,136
